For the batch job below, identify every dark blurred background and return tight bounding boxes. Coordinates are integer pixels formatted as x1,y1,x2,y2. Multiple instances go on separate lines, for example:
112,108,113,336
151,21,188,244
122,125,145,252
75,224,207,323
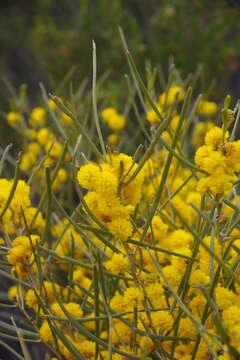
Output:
1,0,240,139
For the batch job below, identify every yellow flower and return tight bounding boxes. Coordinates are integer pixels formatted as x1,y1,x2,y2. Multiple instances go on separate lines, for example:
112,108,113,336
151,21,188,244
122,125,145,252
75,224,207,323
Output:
205,126,228,149
95,193,124,218
145,282,164,301
20,152,37,172
159,85,185,106
45,140,63,158
229,324,240,352
61,112,72,125
22,207,45,232
196,173,237,195
107,218,133,241
146,105,163,124
42,281,61,303
7,112,22,126
151,311,173,334
165,229,193,249
195,126,237,195
189,269,210,286
27,142,42,156
73,269,91,287
8,285,18,301
7,244,28,265
25,129,37,139
191,121,214,147
25,289,38,310
43,157,54,167
57,169,68,183
77,341,96,358
162,131,172,144
225,140,240,172
105,253,130,274
147,215,168,242
37,128,54,146
175,344,193,359
112,321,132,344
107,114,126,131
39,321,53,343
109,153,133,176
11,179,31,212
110,293,125,313
161,265,182,290
53,168,67,190
170,115,181,131
51,302,83,318
171,246,192,270
101,107,117,122
186,191,201,209
107,133,118,145
48,98,58,110
189,294,207,315
7,235,39,265
95,170,118,196
101,107,126,131
195,145,214,168
123,287,143,309
139,336,155,356
179,317,198,338
29,107,46,127
215,286,236,311
222,305,240,328
196,149,226,174
77,163,101,190
197,100,217,116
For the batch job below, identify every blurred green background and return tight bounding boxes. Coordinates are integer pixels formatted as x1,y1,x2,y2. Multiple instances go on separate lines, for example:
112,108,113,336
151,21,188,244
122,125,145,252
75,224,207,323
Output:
1,0,240,145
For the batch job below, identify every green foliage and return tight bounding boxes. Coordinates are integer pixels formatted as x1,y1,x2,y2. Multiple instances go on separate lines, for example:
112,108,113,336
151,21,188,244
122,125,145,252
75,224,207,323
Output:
1,0,240,100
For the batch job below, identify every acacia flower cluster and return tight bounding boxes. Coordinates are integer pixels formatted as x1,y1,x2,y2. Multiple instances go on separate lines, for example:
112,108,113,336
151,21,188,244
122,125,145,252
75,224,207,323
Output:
77,153,145,241
6,97,70,191
1,74,240,360
101,107,126,145
195,126,240,195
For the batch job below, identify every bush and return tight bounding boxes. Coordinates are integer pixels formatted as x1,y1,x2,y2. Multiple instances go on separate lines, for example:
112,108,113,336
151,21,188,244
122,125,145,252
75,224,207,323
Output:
1,0,240,101
1,44,240,360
